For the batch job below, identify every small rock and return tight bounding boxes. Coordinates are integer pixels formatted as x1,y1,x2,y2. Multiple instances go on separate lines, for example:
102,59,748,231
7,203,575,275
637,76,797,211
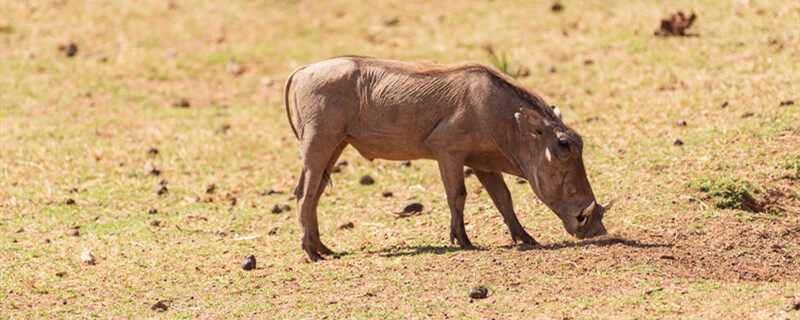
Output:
150,300,168,312
55,271,67,277
215,124,231,134
44,239,51,244
172,99,190,108
66,227,80,237
780,100,794,106
676,119,687,126
660,254,675,260
338,221,355,230
403,202,424,214
58,42,78,57
789,300,800,311
149,219,161,227
226,61,246,76
464,168,474,177
206,183,216,194
400,161,412,167
241,254,256,270
280,204,291,211
721,101,729,108
270,205,283,214
146,147,159,156
673,139,684,146
583,59,594,65
382,16,399,26
79,249,95,265
359,175,375,185
517,178,527,184
260,189,283,196
159,179,168,186
654,11,696,37
469,285,488,299
156,186,168,196
148,208,158,215
547,65,556,73
149,167,161,176
65,198,76,205
381,191,394,197
268,226,279,235
550,2,563,12
741,112,754,118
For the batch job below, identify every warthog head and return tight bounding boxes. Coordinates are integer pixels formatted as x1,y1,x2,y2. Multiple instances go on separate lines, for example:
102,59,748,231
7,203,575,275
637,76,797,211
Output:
514,107,613,239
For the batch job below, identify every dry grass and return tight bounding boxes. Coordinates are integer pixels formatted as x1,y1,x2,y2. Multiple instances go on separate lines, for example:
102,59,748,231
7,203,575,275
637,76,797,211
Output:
1,0,799,318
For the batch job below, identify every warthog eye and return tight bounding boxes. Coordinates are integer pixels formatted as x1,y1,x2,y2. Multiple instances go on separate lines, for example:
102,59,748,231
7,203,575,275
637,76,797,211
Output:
557,139,569,150
576,215,586,223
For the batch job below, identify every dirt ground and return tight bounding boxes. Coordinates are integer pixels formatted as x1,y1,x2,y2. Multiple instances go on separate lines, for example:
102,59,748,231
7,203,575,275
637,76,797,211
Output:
2,0,799,319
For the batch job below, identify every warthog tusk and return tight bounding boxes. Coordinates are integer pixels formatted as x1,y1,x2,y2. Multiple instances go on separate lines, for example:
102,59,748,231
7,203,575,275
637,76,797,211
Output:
580,201,595,218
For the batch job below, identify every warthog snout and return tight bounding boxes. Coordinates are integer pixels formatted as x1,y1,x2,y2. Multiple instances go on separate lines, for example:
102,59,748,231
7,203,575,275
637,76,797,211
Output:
573,200,613,239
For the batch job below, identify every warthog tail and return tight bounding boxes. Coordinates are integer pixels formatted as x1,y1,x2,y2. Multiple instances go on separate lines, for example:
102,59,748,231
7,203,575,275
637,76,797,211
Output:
284,66,306,140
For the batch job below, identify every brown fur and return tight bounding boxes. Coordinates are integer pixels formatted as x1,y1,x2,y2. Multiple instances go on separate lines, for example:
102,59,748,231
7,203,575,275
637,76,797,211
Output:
284,56,611,261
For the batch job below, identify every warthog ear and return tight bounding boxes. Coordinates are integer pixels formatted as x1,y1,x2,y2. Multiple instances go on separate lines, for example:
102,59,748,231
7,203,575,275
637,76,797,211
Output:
551,105,562,119
514,108,546,137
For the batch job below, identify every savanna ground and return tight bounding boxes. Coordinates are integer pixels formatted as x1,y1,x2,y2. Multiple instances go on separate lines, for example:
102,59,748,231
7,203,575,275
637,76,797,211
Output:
2,0,799,318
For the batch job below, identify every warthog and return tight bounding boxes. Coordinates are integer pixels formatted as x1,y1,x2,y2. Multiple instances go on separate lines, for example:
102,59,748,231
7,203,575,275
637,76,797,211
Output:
284,56,613,261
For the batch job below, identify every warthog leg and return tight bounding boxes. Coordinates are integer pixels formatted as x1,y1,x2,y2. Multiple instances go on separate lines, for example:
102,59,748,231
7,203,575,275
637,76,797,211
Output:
473,170,538,246
435,153,475,250
295,133,347,261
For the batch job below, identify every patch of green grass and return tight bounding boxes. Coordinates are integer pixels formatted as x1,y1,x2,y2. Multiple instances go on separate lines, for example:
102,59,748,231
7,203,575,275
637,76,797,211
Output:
689,177,758,210
486,50,525,79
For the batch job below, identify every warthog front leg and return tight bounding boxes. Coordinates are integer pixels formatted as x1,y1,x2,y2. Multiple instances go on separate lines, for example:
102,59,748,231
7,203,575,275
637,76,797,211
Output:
474,170,538,246
435,154,475,250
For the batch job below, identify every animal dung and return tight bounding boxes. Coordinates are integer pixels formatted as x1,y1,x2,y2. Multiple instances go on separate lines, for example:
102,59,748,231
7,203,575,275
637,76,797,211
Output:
270,204,284,214
205,183,216,194
468,285,488,299
149,219,161,227
146,147,159,156
673,139,684,146
156,186,168,196
58,42,78,57
66,227,80,237
655,11,696,37
241,254,256,270
780,100,794,106
403,203,423,214
150,300,168,312
359,175,375,185
381,191,393,197
172,98,190,108
676,119,687,126
147,208,158,214
338,221,355,230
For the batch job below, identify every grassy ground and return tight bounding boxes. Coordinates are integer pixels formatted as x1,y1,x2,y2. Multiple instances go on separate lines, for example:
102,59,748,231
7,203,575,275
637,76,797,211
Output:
2,0,799,318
